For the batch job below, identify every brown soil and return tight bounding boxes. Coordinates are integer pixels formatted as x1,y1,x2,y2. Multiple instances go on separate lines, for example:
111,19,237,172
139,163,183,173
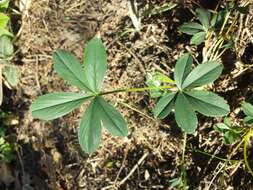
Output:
1,0,253,190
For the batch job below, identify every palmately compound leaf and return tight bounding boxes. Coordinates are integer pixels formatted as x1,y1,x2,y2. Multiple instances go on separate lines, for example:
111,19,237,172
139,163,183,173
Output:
31,92,92,121
53,50,92,92
184,90,230,117
96,97,128,137
242,102,253,117
175,93,197,134
182,61,223,89
196,8,210,29
153,92,177,119
83,37,107,92
174,53,192,89
180,22,204,35
78,99,102,154
190,31,206,45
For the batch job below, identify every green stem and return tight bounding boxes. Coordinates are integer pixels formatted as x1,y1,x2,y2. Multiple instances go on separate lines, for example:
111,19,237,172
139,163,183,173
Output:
97,85,176,96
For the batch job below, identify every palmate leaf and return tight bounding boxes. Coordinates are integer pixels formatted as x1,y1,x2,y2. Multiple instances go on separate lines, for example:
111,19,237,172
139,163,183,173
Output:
153,92,177,119
78,97,128,153
184,90,230,116
190,31,206,45
174,53,192,89
83,38,107,92
31,92,92,120
182,61,223,89
53,50,92,92
180,22,204,35
175,93,197,134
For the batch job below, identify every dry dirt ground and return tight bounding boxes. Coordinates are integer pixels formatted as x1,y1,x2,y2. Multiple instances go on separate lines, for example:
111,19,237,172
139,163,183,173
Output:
1,0,253,189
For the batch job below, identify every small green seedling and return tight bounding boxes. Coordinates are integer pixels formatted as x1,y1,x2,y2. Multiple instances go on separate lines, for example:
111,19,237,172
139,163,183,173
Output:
214,117,243,145
180,8,212,45
31,38,128,154
153,53,230,133
180,8,234,47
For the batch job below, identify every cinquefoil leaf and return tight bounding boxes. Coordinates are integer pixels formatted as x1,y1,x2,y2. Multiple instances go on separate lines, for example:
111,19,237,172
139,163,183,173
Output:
180,22,204,35
182,61,223,89
174,53,192,89
242,102,253,117
83,38,107,92
154,92,177,119
175,93,197,133
78,99,102,154
96,97,128,137
53,50,92,92
185,90,230,116
31,92,92,120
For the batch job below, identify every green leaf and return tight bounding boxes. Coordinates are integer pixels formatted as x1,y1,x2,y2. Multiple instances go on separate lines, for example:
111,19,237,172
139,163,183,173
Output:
242,102,253,117
224,131,240,145
0,35,13,57
196,8,210,29
244,116,253,125
96,97,128,137
175,93,197,133
214,123,230,132
83,37,107,92
31,92,92,120
174,53,192,89
53,50,92,92
211,10,228,29
0,0,9,9
190,31,206,45
223,117,232,126
78,99,102,154
180,22,204,35
3,65,19,86
184,90,230,117
153,92,177,119
0,13,9,28
0,28,13,37
182,61,223,89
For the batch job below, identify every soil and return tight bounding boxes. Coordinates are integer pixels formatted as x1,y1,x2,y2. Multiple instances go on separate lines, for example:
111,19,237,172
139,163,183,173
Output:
1,0,253,190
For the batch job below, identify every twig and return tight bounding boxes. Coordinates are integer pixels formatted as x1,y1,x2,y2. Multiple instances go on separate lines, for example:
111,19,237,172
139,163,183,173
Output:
118,152,149,186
